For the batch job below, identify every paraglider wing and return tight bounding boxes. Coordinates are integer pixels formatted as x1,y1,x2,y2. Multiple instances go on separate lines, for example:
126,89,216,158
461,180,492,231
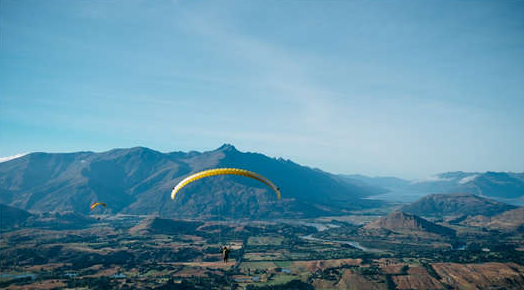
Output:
171,168,281,200
90,202,107,211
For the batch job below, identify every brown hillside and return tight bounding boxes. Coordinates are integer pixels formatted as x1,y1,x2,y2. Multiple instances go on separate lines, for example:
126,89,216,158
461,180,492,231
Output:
488,206,524,230
461,206,524,231
364,211,455,237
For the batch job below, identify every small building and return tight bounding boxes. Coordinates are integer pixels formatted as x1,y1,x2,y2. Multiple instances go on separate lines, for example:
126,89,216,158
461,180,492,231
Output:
110,273,127,279
64,272,77,278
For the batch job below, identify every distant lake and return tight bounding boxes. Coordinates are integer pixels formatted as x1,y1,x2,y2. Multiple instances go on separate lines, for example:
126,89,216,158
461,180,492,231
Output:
365,191,429,203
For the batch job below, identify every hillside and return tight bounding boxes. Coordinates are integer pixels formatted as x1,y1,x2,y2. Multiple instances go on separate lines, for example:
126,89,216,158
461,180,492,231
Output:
490,206,524,229
0,204,96,231
0,144,382,219
0,203,34,230
401,193,517,217
26,212,98,230
463,206,524,231
364,211,455,237
129,217,204,235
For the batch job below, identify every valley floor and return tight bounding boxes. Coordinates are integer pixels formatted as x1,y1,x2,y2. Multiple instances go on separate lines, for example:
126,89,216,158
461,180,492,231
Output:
1,213,524,290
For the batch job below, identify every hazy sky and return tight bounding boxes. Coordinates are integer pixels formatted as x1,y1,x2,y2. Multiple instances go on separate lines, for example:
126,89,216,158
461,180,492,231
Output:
1,0,523,179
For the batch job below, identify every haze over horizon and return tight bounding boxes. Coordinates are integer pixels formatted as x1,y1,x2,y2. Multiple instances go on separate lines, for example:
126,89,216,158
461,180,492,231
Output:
1,1,523,179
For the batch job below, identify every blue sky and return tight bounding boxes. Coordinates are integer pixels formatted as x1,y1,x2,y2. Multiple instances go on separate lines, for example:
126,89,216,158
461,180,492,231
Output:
1,0,523,179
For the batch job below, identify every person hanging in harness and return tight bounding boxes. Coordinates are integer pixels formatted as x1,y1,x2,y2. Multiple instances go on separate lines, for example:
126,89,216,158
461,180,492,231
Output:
221,246,230,264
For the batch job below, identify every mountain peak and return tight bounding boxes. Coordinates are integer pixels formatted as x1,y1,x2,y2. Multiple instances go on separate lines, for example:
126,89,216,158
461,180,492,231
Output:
128,146,160,153
216,144,238,152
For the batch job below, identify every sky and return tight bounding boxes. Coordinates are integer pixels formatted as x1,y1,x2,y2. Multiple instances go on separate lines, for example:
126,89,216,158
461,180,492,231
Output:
1,0,523,179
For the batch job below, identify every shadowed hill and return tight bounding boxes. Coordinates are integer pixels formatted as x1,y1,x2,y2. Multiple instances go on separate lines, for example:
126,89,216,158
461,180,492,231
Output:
0,203,34,230
129,217,204,235
0,204,96,231
27,211,98,230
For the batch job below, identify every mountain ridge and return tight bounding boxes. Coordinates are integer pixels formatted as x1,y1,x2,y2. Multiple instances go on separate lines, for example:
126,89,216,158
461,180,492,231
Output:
350,171,524,201
0,144,382,219
401,193,517,217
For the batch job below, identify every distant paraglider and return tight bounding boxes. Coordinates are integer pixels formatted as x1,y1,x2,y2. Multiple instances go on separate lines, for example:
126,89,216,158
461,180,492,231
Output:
171,168,281,200
90,202,107,220
90,202,107,211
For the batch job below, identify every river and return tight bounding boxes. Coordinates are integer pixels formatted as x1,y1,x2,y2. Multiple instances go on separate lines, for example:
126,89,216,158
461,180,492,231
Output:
299,234,383,253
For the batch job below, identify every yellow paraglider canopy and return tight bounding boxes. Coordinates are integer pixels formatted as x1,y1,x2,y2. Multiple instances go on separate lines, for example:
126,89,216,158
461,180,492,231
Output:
90,202,107,211
171,168,281,200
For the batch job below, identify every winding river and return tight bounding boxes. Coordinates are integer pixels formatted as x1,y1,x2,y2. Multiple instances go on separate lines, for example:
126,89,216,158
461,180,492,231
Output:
299,234,383,252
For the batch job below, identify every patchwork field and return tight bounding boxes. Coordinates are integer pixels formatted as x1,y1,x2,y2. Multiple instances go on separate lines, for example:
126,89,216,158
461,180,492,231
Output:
2,214,524,289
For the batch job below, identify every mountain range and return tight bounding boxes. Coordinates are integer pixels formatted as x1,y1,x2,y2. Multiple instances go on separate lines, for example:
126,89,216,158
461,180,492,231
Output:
2,144,522,219
346,171,524,202
0,144,383,219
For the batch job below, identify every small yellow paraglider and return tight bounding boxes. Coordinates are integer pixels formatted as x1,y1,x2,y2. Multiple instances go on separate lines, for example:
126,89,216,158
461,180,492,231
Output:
90,202,107,211
90,202,107,220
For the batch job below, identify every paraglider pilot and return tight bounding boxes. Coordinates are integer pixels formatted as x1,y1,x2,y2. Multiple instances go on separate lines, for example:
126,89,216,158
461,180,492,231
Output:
221,246,230,263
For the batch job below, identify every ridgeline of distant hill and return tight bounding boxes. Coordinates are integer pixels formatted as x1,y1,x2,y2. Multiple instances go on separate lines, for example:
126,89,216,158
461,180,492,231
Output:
395,192,524,234
363,210,456,238
0,144,383,219
401,193,517,217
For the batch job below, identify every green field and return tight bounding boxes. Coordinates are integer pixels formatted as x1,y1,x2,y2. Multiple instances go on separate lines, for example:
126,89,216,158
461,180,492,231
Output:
247,236,283,246
240,261,277,270
273,261,292,268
